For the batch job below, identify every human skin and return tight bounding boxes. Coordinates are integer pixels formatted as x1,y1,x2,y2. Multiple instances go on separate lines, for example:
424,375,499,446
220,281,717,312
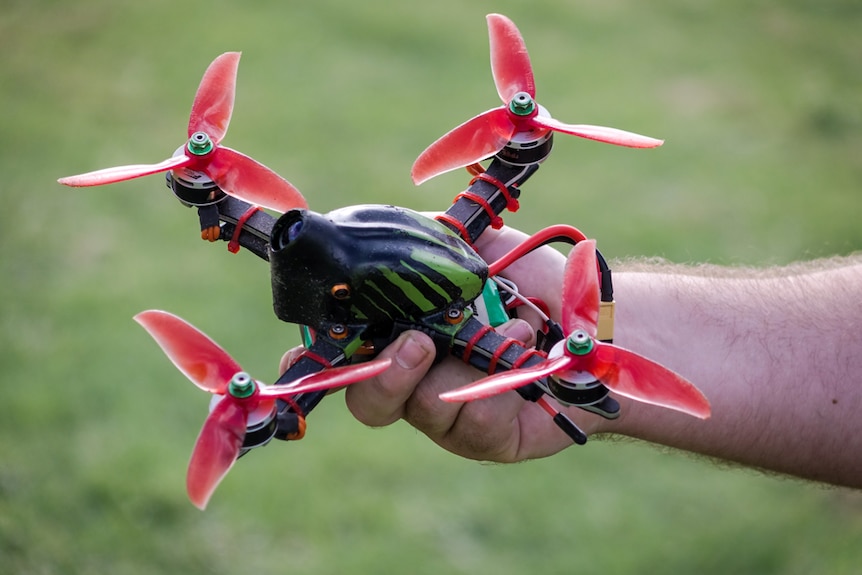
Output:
283,227,862,489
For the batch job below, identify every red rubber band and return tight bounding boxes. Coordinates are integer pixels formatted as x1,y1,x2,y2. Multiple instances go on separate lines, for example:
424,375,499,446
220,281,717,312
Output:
462,324,493,364
512,348,547,369
298,350,333,369
228,206,262,254
435,213,474,246
281,395,305,419
488,338,519,374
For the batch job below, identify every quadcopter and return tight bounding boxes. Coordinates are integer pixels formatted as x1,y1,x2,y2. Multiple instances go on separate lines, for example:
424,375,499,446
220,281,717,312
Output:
59,14,710,509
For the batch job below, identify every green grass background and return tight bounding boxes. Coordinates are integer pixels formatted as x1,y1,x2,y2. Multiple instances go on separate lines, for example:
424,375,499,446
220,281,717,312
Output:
3,0,861,573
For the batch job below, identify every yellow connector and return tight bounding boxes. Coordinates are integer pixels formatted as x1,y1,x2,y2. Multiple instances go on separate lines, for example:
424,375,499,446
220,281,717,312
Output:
597,300,615,342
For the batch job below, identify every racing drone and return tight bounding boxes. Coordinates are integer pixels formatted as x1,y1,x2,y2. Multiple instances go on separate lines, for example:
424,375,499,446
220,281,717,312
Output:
59,14,710,509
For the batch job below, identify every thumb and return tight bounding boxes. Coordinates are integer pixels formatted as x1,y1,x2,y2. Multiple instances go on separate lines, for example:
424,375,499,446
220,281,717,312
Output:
494,318,537,347
345,330,437,427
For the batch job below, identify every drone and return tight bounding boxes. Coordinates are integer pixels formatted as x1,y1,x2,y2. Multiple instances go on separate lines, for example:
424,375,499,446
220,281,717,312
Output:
59,14,710,509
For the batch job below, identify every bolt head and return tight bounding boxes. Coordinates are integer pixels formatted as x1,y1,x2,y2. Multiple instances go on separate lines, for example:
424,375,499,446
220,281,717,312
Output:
508,92,536,116
330,284,351,300
228,372,256,398
187,132,214,156
565,330,594,356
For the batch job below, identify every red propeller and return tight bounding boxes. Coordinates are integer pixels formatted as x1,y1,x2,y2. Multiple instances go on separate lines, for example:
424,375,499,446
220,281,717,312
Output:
411,14,664,185
134,310,391,509
440,240,710,419
58,52,307,214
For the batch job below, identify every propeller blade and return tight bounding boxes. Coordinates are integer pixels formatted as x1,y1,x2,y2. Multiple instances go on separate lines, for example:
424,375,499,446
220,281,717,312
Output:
188,52,241,144
440,356,572,402
532,115,664,149
260,358,392,398
588,343,711,418
186,397,246,510
205,146,307,213
134,310,242,395
487,13,536,102
57,155,193,187
561,240,600,336
411,107,514,185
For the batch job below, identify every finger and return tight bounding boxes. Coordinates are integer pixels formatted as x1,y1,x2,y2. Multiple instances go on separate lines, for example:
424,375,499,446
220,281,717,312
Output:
402,319,537,460
475,226,567,323
495,317,537,348
344,330,437,427
279,346,306,375
405,356,539,461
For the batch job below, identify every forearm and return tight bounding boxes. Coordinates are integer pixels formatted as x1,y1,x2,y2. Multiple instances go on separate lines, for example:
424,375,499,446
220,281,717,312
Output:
348,225,861,486
592,260,862,488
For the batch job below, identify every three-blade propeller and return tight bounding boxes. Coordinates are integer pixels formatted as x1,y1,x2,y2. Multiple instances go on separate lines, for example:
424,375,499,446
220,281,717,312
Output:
411,14,664,185
134,310,390,509
440,240,710,420
58,52,307,214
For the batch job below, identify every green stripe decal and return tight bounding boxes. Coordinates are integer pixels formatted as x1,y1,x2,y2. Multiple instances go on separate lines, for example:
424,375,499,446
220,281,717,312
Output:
410,248,482,301
400,260,451,303
364,279,408,317
377,265,437,313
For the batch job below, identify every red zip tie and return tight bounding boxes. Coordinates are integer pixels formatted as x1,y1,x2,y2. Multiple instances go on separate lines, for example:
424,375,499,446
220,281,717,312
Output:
471,172,520,212
488,337,520,374
227,206,262,254
462,324,493,364
453,190,504,229
435,213,474,246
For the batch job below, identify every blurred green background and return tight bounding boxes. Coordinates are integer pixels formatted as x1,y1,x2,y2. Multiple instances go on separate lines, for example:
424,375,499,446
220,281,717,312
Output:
2,0,861,573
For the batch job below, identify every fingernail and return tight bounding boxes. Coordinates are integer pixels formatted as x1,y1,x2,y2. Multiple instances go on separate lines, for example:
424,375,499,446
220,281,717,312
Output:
395,333,432,370
500,320,534,344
